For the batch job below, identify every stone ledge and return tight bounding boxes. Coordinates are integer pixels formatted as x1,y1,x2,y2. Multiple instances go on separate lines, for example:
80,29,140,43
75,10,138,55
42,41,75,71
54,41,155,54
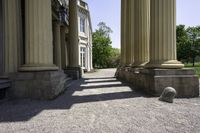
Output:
117,68,199,98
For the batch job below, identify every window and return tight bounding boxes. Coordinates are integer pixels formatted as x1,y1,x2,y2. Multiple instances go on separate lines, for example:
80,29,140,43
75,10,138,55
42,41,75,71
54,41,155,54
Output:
80,17,85,33
80,47,86,68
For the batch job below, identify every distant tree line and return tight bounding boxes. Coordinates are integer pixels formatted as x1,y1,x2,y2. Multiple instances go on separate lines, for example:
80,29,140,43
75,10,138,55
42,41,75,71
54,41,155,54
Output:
92,22,120,68
93,23,200,68
177,25,200,66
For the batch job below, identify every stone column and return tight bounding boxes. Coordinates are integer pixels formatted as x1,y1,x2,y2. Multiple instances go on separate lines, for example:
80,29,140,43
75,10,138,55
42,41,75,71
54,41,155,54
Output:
0,0,3,74
60,26,67,69
133,0,150,67
69,0,79,68
20,0,58,71
3,0,22,73
146,0,184,68
130,0,135,66
120,0,126,66
90,46,93,70
125,0,132,66
53,21,62,69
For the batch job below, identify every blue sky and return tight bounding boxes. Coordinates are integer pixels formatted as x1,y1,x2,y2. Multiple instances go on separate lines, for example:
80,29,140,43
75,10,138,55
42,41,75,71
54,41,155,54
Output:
87,0,200,48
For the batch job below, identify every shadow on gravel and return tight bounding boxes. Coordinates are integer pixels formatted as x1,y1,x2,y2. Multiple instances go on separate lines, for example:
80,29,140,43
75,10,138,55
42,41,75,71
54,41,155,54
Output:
0,76,147,122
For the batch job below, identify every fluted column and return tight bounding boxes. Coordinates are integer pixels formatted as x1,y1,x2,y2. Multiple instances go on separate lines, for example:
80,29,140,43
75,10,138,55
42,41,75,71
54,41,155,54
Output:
0,1,3,74
69,0,79,67
120,0,126,66
90,46,93,70
20,0,58,71
60,26,67,69
133,0,150,67
130,0,135,65
3,0,22,73
146,0,184,68
53,22,62,69
124,0,132,66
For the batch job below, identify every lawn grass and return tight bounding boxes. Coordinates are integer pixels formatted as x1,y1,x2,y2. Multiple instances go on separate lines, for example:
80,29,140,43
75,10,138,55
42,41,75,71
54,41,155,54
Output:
184,63,200,77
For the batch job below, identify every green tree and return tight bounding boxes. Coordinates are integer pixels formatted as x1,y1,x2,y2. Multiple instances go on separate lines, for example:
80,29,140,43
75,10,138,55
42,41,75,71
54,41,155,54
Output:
176,25,190,62
92,22,113,68
186,26,200,66
107,48,121,68
176,25,200,66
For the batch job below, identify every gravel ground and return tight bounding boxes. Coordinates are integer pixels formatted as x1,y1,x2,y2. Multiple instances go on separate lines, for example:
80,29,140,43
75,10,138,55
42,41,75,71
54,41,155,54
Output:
0,68,200,133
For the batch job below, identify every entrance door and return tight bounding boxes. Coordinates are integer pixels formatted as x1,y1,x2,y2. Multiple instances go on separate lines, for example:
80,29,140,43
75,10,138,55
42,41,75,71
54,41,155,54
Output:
0,0,3,75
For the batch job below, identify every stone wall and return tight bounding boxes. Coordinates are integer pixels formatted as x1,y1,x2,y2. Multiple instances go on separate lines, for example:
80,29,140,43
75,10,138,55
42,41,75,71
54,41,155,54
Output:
117,67,199,98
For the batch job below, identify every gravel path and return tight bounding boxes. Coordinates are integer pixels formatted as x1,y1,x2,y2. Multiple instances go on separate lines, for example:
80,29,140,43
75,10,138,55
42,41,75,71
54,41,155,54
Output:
0,69,200,133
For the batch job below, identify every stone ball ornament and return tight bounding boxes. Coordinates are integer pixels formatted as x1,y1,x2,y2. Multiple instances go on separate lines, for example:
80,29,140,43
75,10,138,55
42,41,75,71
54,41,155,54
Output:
159,87,177,103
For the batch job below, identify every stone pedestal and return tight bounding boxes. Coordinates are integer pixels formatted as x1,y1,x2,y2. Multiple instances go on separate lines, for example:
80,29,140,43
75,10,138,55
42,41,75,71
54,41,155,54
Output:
8,71,71,100
117,68,199,98
140,69,199,97
64,67,82,80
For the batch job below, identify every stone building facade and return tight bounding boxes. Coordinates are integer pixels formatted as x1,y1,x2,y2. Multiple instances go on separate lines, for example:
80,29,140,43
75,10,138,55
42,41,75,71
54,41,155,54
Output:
77,0,93,72
0,0,93,99
0,0,199,99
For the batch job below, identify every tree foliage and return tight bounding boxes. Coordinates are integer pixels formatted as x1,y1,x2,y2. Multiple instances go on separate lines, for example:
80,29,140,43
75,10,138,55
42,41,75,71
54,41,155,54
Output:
177,25,200,66
92,22,120,68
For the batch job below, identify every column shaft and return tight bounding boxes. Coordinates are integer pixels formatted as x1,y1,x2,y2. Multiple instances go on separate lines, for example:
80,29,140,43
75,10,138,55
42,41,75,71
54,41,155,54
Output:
90,47,93,70
20,0,58,71
3,0,22,73
146,0,183,68
130,0,135,65
120,0,126,65
60,26,67,69
133,0,150,67
53,22,62,69
125,0,132,66
69,0,79,67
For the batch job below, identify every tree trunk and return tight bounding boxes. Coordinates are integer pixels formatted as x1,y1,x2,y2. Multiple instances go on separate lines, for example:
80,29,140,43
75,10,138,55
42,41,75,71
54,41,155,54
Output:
192,57,195,67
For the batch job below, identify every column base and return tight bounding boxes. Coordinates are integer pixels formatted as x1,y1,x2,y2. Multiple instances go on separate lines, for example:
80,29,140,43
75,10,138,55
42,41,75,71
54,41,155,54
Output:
116,68,199,98
64,67,82,80
19,64,59,71
132,62,148,67
145,60,184,69
7,70,71,100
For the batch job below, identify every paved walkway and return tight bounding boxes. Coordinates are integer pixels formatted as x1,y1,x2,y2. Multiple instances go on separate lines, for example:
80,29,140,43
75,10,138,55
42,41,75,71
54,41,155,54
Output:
0,69,200,133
